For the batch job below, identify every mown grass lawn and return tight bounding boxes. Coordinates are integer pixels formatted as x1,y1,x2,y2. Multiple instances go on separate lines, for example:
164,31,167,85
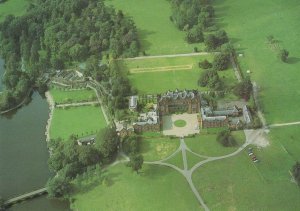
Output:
269,125,300,161
186,151,206,170
121,55,237,94
107,0,204,55
50,106,107,141
71,164,202,211
0,0,30,22
192,133,300,210
140,137,180,161
185,131,245,157
50,88,97,104
165,151,184,169
214,0,300,124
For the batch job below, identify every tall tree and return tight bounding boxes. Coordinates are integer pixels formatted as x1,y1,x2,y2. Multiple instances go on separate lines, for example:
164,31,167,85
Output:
129,154,144,174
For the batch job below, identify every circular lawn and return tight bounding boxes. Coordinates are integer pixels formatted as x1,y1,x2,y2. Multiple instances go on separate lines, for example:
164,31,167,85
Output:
174,120,187,127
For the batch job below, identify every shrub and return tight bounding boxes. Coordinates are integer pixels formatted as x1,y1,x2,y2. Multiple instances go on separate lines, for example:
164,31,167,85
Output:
217,130,237,147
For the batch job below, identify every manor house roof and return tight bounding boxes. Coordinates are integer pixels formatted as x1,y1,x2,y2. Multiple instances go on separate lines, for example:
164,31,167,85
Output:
159,89,197,102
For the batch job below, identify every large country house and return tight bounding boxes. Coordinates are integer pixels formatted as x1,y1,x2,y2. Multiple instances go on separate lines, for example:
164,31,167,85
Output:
158,89,200,115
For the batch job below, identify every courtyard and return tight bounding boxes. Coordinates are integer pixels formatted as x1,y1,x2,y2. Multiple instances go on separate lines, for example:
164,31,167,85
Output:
162,113,200,137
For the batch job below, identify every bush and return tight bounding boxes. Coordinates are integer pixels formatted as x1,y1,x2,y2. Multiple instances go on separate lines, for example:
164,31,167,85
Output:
199,59,212,69
212,53,230,71
292,162,300,185
278,49,289,62
122,135,140,155
217,130,237,147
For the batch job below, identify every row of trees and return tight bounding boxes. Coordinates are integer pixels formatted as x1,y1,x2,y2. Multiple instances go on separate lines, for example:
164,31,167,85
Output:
198,46,232,91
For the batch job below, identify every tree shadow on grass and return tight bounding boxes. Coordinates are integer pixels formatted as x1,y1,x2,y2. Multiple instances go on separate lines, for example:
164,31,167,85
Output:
287,57,300,64
141,164,173,179
138,29,155,54
140,139,151,155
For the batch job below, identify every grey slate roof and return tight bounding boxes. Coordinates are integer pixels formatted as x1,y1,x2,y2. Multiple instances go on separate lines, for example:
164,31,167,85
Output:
159,89,197,102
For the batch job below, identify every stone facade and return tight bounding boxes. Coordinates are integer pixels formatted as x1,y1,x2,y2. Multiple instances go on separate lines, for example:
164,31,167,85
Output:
158,90,200,115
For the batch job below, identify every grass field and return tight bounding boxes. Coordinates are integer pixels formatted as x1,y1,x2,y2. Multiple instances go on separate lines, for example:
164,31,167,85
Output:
192,133,300,210
0,0,30,22
214,0,300,124
107,0,204,55
50,88,97,104
121,55,237,94
50,106,107,141
185,131,245,157
165,152,184,169
269,125,300,161
72,164,201,211
186,151,205,169
140,137,179,161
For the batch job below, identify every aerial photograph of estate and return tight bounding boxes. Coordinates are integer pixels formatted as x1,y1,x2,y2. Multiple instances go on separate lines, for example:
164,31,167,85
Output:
0,0,300,210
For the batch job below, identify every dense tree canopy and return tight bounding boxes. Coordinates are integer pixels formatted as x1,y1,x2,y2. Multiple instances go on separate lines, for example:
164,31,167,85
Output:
234,76,253,101
198,69,223,90
170,0,215,44
0,0,140,111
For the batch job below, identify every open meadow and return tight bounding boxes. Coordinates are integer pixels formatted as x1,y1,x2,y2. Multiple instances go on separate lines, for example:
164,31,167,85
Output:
0,0,30,22
49,106,107,141
121,55,237,94
185,131,245,157
214,0,300,124
50,88,97,104
140,137,180,161
71,164,201,211
192,129,300,210
107,0,204,55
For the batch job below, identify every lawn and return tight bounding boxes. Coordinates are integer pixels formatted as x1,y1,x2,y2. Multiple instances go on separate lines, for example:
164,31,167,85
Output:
185,131,245,157
107,0,204,55
214,0,300,124
140,137,180,161
71,164,202,211
50,88,97,104
165,152,184,169
174,119,187,128
0,0,30,22
269,125,300,161
50,106,107,141
121,55,237,94
186,151,206,170
192,134,300,210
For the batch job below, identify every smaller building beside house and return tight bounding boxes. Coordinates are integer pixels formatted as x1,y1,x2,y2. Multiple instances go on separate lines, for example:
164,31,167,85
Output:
133,110,160,133
200,105,243,128
77,137,95,146
200,107,228,128
243,105,252,125
115,121,134,138
129,96,138,111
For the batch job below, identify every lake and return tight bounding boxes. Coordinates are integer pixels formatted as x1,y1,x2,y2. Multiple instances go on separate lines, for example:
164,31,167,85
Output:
0,58,70,210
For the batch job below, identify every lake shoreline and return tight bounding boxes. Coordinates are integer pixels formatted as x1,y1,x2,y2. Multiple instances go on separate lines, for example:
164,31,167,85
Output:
45,91,55,142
